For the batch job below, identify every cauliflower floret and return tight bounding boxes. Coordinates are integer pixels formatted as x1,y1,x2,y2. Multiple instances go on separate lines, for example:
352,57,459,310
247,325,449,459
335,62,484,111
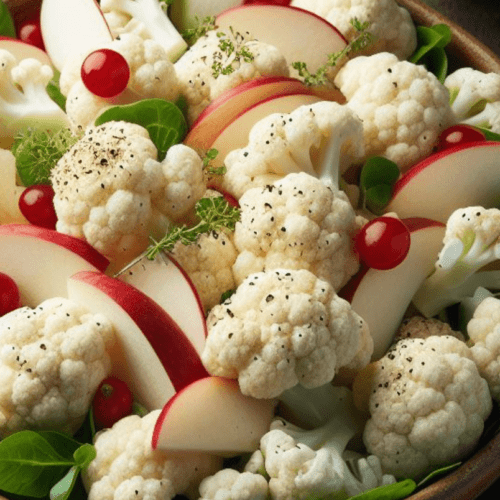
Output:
0,148,28,224
394,316,465,344
334,52,456,171
0,297,115,437
291,0,417,60
83,410,222,500
175,29,289,125
354,336,492,479
232,172,361,291
221,101,364,200
51,121,205,268
60,33,180,132
199,469,269,500
202,268,371,399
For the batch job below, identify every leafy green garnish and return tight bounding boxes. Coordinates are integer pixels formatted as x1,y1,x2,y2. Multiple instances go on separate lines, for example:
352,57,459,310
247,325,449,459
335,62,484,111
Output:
158,0,174,11
220,288,236,303
349,479,417,499
147,196,241,258
95,98,188,161
202,148,226,175
182,15,217,45
12,128,80,187
476,127,500,141
409,24,452,83
417,462,461,488
292,18,375,86
358,156,400,214
46,69,67,112
212,27,255,78
0,0,16,38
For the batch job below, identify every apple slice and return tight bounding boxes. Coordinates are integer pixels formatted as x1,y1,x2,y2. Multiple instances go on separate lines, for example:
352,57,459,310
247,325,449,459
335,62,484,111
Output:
0,36,52,66
386,141,500,223
67,271,209,410
0,224,108,307
340,218,445,360
40,0,113,71
152,376,276,454
115,252,207,356
216,5,346,77
169,0,243,31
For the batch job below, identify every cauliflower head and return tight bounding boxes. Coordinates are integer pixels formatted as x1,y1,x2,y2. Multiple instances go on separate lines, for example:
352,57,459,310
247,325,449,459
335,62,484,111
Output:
202,268,370,399
84,410,222,500
221,101,364,200
232,172,362,291
0,297,115,437
199,469,269,500
355,335,492,479
51,121,205,267
175,28,289,124
290,0,417,60
334,52,455,171
394,316,465,344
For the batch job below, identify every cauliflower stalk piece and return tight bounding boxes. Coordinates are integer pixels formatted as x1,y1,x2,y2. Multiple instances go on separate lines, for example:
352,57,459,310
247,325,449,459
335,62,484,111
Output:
100,0,188,62
0,50,70,146
174,28,289,124
232,172,363,291
221,100,364,200
51,121,206,268
202,268,372,399
0,297,115,437
199,469,269,500
334,52,456,171
290,0,417,60
353,335,492,479
0,148,28,224
413,206,500,318
83,410,222,500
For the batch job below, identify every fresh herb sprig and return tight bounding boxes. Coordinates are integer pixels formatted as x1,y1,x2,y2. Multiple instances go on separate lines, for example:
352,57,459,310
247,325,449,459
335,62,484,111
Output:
147,196,240,258
202,148,226,176
292,18,375,86
182,15,217,45
158,0,174,13
212,27,255,78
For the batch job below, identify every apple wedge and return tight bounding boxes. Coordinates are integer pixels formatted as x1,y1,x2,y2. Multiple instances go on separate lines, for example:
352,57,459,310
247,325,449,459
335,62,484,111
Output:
67,271,209,410
216,4,346,77
115,252,207,356
152,376,276,455
40,0,113,71
0,36,52,66
386,141,500,223
0,224,108,307
340,218,445,360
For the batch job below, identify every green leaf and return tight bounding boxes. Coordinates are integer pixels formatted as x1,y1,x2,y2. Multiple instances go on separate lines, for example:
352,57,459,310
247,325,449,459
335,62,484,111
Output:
421,47,448,83
73,444,96,469
94,98,188,161
349,479,417,499
0,431,74,497
417,462,461,488
477,127,500,141
0,0,16,38
365,184,393,214
49,466,80,500
37,432,82,461
46,70,67,112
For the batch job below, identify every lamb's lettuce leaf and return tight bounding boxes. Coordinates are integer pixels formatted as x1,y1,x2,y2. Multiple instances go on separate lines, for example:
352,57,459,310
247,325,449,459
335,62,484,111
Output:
348,479,417,499
0,0,16,38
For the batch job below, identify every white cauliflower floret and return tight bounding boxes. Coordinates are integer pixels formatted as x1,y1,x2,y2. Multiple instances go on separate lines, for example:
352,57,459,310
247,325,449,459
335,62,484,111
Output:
175,29,289,124
291,0,417,60
60,33,180,132
51,121,205,268
221,101,364,200
199,469,269,500
354,336,492,479
170,230,238,312
202,268,371,399
84,410,222,500
334,52,455,171
232,172,361,291
0,297,115,437
394,316,465,344
0,148,28,224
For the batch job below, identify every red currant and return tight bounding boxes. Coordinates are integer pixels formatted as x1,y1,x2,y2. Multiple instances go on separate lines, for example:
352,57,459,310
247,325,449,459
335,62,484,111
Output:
81,49,130,99
92,376,134,429
355,216,411,270
0,272,21,316
435,124,486,152
206,184,240,208
18,16,45,51
19,185,58,230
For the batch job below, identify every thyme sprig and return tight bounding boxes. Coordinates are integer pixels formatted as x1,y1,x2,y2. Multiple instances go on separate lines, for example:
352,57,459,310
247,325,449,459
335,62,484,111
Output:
182,15,217,45
212,27,255,78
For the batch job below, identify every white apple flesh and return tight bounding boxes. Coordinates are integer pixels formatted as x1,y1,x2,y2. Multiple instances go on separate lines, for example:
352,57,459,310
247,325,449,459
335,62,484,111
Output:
386,141,500,223
67,271,209,410
340,218,445,359
152,376,276,455
0,36,53,66
0,224,108,307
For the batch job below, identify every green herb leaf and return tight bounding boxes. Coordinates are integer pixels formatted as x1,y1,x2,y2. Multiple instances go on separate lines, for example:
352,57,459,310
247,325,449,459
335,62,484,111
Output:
417,462,461,488
0,0,16,38
182,15,216,45
46,69,67,111
349,478,417,499
211,27,255,78
220,288,236,303
49,466,80,500
477,127,500,141
73,444,96,469
94,98,188,161
37,432,82,461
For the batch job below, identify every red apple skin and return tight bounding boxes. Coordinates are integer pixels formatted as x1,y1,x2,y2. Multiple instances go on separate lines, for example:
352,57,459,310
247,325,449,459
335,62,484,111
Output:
0,36,52,65
0,224,109,272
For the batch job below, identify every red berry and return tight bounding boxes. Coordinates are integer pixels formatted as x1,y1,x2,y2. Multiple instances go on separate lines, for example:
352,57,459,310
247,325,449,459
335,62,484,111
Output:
435,124,486,152
355,216,411,270
81,49,130,98
93,376,134,429
18,16,45,51
0,272,21,316
19,184,58,230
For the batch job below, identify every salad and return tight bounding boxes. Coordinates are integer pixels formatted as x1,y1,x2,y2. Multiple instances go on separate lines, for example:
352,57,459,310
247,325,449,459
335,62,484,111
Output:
1,0,500,499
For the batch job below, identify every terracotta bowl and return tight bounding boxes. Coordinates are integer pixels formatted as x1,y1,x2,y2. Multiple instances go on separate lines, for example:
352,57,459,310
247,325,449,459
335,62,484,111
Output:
2,1,500,499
